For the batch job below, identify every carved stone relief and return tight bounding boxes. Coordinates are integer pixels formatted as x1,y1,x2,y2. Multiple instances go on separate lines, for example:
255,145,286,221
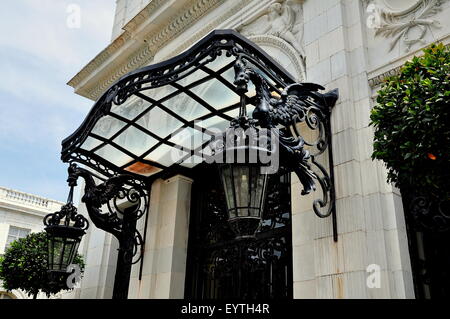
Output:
247,35,305,81
237,0,306,79
366,0,448,52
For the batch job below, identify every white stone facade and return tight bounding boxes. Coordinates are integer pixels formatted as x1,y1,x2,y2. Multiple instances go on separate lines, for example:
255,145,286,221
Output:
0,186,65,299
67,0,450,299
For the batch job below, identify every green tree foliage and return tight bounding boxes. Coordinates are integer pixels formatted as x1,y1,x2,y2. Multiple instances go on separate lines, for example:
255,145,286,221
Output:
0,232,84,298
370,43,450,197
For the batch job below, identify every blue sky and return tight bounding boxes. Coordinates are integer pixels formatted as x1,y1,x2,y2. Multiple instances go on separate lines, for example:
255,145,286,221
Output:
0,1,116,202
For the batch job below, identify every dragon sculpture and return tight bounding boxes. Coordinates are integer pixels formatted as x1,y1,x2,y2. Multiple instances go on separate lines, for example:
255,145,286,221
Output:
233,56,339,217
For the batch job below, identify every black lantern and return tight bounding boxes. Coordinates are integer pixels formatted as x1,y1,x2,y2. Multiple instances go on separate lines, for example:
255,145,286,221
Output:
214,124,273,239
219,162,269,239
44,184,89,274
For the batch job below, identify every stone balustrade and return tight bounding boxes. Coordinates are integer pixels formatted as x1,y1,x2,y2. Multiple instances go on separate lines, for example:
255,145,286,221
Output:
0,186,64,212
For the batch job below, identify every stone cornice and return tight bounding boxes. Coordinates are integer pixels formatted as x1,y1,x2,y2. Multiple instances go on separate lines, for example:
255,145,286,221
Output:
68,0,225,101
68,0,167,89
164,0,256,59
368,39,450,88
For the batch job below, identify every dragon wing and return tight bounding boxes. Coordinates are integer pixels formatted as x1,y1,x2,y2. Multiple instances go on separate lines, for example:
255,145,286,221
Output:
270,83,329,127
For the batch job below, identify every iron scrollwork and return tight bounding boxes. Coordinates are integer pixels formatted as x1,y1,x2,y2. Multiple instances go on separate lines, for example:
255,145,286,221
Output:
187,167,292,299
409,194,450,232
233,55,339,220
66,163,150,265
43,202,89,232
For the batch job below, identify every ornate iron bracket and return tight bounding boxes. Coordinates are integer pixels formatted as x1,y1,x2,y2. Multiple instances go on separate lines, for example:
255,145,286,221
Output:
65,163,151,299
66,163,149,264
233,55,339,240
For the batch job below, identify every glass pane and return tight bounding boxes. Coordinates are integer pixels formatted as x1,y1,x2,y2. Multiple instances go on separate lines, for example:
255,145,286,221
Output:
224,108,240,119
62,239,78,269
136,106,184,138
144,144,189,167
179,155,204,168
163,92,209,121
6,236,15,246
220,67,235,86
94,144,134,167
52,238,64,270
250,166,260,214
204,52,235,72
111,96,148,120
168,127,210,151
112,126,158,157
8,227,19,236
140,84,178,101
258,173,268,213
176,69,209,87
195,116,230,133
190,79,240,110
48,239,54,268
80,136,103,151
220,165,235,218
91,115,127,140
233,166,249,217
18,228,30,237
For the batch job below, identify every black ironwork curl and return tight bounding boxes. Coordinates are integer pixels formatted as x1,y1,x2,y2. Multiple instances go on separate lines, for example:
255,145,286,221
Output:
43,202,89,231
66,163,150,264
232,55,338,222
410,195,450,232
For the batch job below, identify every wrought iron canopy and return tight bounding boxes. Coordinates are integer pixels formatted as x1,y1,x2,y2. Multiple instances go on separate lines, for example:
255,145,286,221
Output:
62,30,298,180
54,30,340,298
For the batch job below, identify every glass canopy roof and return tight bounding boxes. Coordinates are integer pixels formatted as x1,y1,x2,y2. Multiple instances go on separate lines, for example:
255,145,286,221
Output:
62,30,296,180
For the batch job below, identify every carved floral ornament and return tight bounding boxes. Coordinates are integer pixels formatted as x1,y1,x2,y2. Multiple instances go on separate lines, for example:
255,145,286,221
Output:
365,0,448,52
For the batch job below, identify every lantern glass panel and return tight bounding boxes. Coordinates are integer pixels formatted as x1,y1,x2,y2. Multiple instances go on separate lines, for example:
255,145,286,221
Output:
251,167,268,217
220,165,236,218
47,235,80,272
233,165,249,217
219,164,269,220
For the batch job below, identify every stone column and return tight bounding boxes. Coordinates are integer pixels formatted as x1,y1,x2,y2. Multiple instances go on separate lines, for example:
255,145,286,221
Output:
128,175,193,298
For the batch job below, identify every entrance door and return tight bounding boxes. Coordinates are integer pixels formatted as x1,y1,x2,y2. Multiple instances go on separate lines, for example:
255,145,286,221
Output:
185,164,293,299
403,193,450,299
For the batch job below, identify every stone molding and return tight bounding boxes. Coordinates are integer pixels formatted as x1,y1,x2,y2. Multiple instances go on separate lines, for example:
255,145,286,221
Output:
69,0,224,101
162,0,254,59
368,65,403,88
68,0,167,89
368,40,450,88
247,34,305,81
